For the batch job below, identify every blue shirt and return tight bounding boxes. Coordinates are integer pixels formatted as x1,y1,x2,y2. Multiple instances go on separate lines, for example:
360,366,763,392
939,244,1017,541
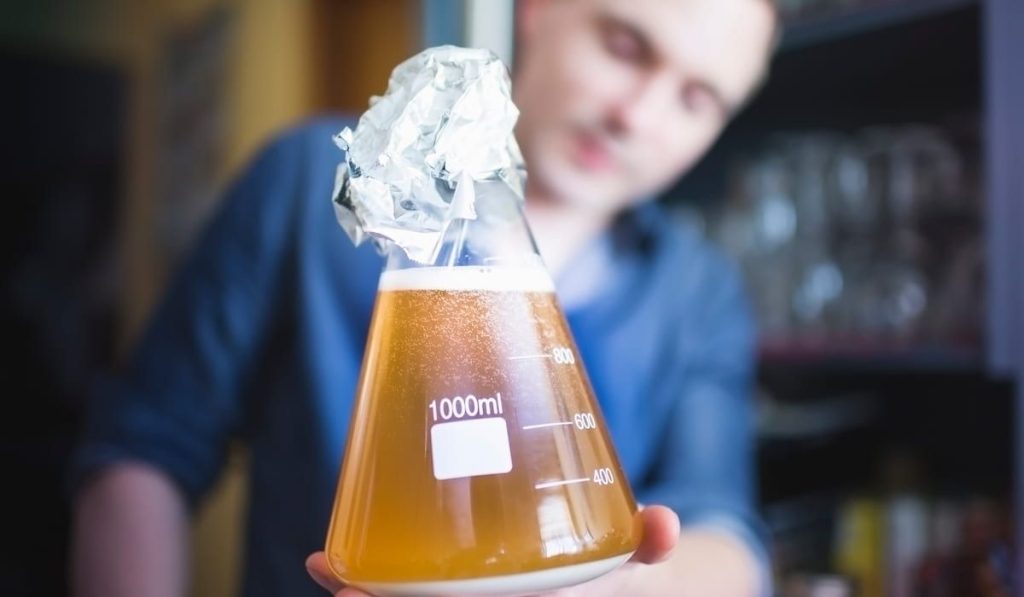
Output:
72,117,766,596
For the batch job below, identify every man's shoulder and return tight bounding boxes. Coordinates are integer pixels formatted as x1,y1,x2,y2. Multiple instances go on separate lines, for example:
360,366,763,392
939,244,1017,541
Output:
637,205,755,360
263,114,359,160
227,115,359,195
284,114,359,142
643,204,744,293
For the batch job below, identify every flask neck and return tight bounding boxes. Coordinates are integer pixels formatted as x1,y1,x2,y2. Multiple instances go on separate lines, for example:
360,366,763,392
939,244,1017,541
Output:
384,183,545,272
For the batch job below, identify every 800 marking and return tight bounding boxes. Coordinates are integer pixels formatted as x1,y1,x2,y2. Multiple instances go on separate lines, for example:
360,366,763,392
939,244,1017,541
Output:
551,346,576,364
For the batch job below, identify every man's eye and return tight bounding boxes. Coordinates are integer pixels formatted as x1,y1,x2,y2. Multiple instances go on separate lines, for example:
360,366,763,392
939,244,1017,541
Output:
603,28,643,63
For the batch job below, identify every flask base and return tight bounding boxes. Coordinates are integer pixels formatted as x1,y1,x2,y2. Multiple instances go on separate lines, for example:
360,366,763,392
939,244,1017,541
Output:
349,551,633,596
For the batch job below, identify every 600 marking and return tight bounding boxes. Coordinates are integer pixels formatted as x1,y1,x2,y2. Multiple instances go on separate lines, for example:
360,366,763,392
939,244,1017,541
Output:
573,412,597,430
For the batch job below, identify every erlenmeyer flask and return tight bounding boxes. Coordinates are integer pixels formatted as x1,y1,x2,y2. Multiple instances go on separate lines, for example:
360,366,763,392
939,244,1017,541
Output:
325,183,642,596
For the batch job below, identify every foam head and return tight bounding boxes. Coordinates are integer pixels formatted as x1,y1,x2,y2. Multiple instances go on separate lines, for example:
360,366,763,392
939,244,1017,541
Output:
378,265,555,293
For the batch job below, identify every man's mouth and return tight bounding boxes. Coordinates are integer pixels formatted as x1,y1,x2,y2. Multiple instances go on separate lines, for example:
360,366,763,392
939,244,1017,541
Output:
570,129,617,172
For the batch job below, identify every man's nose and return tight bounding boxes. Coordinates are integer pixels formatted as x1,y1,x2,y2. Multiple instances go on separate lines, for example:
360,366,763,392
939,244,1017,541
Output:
607,74,677,137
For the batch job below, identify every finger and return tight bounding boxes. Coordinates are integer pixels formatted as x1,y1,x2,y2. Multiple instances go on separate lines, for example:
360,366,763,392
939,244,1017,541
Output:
305,552,346,594
629,505,680,565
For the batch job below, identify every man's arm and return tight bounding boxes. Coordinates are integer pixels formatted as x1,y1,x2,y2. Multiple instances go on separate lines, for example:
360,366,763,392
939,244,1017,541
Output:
69,126,310,596
635,244,768,596
72,463,189,597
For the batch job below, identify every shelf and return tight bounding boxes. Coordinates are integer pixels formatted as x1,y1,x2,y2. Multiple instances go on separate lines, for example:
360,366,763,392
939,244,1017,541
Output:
758,339,983,373
780,0,979,52
758,0,980,130
664,0,981,204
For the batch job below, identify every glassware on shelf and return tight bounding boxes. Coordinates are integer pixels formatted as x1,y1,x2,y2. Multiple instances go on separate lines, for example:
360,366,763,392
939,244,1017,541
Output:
706,123,981,353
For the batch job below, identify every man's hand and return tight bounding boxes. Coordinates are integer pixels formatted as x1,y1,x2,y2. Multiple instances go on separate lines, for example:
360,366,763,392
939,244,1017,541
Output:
73,463,190,597
306,505,680,596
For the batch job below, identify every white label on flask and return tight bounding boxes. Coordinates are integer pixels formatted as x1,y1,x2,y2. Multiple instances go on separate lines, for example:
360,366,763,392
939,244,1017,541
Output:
430,417,512,480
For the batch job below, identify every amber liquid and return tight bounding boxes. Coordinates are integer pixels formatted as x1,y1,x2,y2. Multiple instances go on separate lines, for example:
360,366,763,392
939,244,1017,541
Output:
325,268,641,583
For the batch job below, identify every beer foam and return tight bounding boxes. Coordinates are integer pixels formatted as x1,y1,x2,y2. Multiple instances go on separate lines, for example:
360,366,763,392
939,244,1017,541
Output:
379,265,555,293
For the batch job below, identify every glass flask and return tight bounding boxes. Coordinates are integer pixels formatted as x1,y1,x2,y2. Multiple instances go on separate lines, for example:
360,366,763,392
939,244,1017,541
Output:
324,183,642,596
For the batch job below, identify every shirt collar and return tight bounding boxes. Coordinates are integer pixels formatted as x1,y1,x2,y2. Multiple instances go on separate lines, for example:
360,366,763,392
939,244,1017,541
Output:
554,201,666,312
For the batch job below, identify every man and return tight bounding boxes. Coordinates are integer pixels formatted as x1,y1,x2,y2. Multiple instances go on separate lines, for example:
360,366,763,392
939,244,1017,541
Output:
72,0,778,595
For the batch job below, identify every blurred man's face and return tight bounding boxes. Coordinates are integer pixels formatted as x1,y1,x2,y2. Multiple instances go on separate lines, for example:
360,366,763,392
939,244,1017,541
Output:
514,0,775,213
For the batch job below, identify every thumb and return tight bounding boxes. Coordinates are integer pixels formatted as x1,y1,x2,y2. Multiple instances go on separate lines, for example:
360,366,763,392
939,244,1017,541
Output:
629,505,680,565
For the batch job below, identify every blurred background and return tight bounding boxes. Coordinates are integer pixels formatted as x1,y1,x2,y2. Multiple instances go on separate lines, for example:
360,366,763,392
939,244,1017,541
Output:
1,1,1020,596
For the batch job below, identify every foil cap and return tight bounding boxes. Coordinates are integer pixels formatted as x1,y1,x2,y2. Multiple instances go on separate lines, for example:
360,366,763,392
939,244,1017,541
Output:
331,45,526,263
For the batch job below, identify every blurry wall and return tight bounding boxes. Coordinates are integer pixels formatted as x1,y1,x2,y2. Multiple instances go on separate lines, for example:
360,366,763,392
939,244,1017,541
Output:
2,0,416,342
1,0,320,345
310,0,419,115
1,1,417,595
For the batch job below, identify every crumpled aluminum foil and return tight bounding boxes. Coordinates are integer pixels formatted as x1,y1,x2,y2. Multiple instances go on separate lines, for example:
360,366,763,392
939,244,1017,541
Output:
331,45,526,263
